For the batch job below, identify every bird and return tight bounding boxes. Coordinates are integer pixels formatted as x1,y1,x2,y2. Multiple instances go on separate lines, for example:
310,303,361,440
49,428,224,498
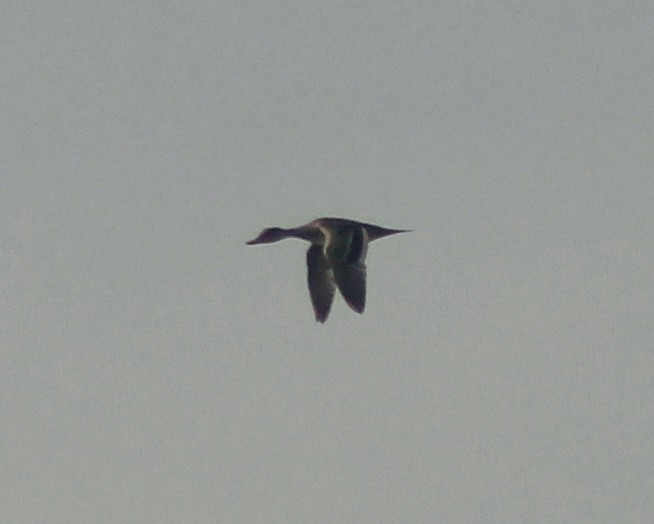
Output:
246,217,410,322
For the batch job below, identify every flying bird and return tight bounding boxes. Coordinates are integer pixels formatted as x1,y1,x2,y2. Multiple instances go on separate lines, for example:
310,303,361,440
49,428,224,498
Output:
246,217,410,322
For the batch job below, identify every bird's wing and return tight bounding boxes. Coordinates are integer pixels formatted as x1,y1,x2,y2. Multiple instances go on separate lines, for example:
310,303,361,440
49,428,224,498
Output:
306,244,335,323
333,262,366,314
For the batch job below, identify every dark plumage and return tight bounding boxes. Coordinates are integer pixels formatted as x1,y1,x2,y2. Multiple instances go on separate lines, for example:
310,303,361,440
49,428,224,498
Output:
247,217,410,322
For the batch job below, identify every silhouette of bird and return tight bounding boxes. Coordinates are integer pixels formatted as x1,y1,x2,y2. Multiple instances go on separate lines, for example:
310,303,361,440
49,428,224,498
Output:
247,217,410,322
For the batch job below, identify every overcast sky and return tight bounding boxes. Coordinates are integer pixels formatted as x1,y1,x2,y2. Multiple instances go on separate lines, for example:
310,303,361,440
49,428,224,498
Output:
2,2,653,522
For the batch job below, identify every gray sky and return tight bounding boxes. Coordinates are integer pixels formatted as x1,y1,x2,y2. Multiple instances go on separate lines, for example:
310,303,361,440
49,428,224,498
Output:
3,2,653,522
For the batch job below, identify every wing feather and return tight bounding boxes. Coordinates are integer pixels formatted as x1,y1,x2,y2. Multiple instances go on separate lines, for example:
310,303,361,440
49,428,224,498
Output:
334,262,366,314
306,244,335,322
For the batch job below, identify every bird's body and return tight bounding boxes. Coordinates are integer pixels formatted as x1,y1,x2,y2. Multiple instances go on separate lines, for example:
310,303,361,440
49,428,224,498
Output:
247,217,409,322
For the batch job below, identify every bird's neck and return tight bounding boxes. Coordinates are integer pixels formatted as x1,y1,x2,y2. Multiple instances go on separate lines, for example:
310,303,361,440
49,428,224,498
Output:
286,227,324,244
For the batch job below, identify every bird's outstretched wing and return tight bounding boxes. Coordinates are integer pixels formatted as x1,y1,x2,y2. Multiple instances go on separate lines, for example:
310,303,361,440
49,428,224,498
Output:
334,262,366,314
306,244,335,322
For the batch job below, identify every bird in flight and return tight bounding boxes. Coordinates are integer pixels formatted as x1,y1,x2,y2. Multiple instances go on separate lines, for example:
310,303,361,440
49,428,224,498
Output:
247,217,410,322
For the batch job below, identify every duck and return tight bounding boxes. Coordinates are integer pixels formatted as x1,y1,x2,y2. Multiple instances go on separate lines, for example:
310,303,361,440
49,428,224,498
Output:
246,217,410,322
